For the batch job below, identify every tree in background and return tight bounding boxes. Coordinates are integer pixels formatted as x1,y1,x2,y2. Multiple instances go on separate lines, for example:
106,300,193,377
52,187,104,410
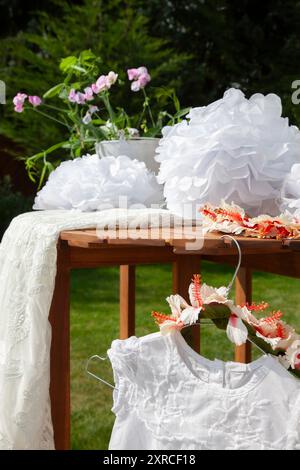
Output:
0,0,190,158
142,0,300,121
1,0,300,181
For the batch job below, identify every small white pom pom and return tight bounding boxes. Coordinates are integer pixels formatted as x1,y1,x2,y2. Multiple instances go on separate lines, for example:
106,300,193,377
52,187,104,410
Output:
34,154,163,211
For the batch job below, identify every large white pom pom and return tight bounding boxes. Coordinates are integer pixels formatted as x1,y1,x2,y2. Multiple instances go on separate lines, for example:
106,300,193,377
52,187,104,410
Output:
34,154,163,211
280,163,300,217
156,88,300,217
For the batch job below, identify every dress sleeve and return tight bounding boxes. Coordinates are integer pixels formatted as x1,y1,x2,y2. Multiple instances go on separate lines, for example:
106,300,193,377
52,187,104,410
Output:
107,336,139,415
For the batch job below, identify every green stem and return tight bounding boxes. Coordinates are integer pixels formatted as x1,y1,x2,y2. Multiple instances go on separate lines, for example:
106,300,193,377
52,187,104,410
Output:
142,88,155,128
101,92,118,139
28,107,71,129
42,103,70,113
137,106,146,131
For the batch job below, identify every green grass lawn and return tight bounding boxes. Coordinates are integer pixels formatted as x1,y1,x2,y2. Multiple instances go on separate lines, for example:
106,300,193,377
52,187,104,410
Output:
70,261,300,450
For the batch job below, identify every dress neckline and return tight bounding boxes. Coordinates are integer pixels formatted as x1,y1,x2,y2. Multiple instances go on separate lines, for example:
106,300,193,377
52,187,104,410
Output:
170,330,272,396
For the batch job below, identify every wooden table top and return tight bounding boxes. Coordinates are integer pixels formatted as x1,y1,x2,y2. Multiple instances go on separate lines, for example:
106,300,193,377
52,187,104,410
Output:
60,227,300,255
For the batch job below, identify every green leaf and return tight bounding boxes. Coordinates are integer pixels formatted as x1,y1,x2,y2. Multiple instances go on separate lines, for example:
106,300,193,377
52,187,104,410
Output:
38,161,48,189
79,49,96,62
72,65,87,74
202,303,231,330
26,141,69,162
174,107,190,119
43,83,65,99
143,126,161,137
59,56,77,73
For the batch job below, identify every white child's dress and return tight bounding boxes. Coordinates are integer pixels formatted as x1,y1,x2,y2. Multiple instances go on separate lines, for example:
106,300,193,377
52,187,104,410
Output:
108,331,300,450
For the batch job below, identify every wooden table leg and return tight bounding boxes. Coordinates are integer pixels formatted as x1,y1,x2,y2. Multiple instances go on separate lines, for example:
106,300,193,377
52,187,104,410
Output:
120,265,136,339
173,256,201,352
49,241,71,450
235,267,252,363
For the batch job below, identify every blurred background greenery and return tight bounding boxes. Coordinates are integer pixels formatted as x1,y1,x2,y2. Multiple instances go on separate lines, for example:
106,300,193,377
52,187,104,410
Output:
1,0,300,449
1,0,300,168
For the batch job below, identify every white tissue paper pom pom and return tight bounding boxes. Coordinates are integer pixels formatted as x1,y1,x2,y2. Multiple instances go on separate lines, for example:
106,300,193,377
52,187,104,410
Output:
33,154,163,211
280,163,300,218
156,88,300,217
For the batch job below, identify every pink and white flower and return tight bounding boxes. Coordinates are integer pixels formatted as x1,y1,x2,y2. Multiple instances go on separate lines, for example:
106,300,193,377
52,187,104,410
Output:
138,72,151,88
127,66,151,92
82,113,92,125
88,105,99,114
166,294,189,318
91,76,106,94
68,89,77,103
166,293,201,328
253,312,296,350
92,72,117,94
82,105,99,125
127,68,139,81
225,303,264,347
106,71,118,87
131,80,142,92
13,92,27,112
226,313,249,346
285,340,300,370
84,87,94,101
28,95,42,107
75,92,86,105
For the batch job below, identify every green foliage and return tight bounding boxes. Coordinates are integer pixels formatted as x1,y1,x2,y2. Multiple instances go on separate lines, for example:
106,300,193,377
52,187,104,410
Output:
17,48,188,187
2,0,300,186
142,0,300,125
0,0,190,165
0,176,33,239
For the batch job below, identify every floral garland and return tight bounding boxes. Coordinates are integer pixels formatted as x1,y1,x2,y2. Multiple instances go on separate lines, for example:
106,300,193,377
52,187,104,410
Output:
152,275,300,377
200,200,300,239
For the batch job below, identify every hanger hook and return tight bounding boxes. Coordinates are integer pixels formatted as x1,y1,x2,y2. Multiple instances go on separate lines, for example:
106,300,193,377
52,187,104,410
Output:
86,354,117,390
220,235,242,294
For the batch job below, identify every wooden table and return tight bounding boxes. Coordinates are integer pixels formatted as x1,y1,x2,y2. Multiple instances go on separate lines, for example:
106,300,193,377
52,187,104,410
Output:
49,228,300,449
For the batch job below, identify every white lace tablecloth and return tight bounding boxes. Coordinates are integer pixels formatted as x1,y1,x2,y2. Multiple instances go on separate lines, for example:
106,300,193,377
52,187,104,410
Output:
0,208,171,449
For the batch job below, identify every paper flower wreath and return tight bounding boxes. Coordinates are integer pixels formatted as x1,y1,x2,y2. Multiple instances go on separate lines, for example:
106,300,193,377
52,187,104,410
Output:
200,200,300,239
152,274,300,378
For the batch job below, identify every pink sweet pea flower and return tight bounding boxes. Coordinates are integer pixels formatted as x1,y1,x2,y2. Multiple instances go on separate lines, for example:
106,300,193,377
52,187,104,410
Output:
28,95,42,107
128,66,151,92
138,72,151,88
75,92,86,104
82,112,92,125
88,105,99,114
106,71,118,87
82,105,99,125
137,66,148,76
68,89,77,103
13,93,27,112
14,103,24,113
127,68,139,81
84,87,94,101
13,92,27,106
131,80,142,92
92,75,107,94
